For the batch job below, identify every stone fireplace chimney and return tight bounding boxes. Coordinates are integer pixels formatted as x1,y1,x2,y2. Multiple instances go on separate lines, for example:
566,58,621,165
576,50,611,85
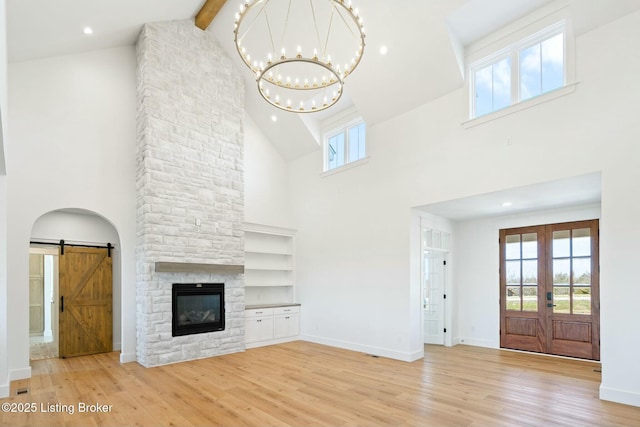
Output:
135,20,245,367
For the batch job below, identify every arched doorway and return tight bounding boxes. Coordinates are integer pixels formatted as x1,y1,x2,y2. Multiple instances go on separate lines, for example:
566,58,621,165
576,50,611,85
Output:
29,209,121,360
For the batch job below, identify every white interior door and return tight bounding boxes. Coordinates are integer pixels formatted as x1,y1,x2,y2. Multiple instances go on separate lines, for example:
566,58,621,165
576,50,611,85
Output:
423,250,446,345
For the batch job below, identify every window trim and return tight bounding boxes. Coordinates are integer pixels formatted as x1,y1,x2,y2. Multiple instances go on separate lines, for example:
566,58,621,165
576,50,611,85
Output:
463,1,576,126
469,20,567,120
321,155,370,178
462,81,578,129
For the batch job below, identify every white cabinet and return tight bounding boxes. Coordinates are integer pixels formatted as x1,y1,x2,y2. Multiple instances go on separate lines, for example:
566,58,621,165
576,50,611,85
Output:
274,306,300,339
244,305,300,348
245,308,275,344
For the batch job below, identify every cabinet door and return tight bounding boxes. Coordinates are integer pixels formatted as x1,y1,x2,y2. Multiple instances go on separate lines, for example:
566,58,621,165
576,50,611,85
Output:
245,317,274,343
274,313,299,339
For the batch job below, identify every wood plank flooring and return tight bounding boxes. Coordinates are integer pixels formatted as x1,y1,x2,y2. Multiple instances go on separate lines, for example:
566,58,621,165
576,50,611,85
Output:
2,341,640,426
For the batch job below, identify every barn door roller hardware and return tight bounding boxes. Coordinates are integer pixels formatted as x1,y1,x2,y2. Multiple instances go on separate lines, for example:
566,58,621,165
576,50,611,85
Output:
29,239,115,257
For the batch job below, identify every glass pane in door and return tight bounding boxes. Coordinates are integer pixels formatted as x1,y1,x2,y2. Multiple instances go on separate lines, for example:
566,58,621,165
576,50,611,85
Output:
522,259,538,312
505,235,521,259
572,228,591,257
553,258,570,314
573,287,591,314
522,233,538,259
506,286,521,311
552,230,570,257
572,256,591,315
573,257,591,285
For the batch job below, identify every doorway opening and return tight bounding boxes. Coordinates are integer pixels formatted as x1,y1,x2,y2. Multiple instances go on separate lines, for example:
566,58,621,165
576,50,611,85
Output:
29,247,60,360
500,219,600,360
422,226,451,345
30,208,121,360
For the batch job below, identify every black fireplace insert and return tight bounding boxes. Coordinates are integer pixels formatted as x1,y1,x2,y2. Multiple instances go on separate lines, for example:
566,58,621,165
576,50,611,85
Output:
172,283,225,336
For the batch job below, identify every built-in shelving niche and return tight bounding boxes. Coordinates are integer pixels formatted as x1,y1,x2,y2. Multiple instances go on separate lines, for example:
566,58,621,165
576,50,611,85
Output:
244,223,296,306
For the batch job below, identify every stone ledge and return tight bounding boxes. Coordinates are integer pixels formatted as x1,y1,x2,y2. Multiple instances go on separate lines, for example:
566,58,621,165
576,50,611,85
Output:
154,262,244,274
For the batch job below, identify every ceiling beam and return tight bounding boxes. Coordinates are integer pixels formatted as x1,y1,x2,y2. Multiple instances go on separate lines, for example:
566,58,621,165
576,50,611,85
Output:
195,0,227,31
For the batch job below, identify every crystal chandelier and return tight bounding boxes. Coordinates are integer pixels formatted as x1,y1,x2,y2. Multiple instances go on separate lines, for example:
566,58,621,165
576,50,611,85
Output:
233,0,366,113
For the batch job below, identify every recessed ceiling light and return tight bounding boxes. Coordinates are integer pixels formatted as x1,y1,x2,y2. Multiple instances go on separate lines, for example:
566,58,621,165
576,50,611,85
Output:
379,45,388,55
270,115,278,122
501,202,513,207
83,27,94,35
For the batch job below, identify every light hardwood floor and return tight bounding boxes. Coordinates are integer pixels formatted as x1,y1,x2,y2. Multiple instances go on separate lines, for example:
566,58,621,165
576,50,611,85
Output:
2,341,639,426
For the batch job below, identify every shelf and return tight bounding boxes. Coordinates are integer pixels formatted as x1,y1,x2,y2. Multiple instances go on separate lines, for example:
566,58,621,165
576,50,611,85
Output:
245,267,293,272
244,252,292,270
245,230,293,255
245,249,293,256
244,223,296,305
245,282,294,287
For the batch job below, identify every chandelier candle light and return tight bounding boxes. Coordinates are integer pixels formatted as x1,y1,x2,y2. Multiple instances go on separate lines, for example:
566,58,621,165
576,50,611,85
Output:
234,0,366,113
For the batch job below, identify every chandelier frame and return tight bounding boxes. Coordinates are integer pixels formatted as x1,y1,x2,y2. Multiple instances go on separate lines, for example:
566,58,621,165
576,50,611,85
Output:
233,0,366,113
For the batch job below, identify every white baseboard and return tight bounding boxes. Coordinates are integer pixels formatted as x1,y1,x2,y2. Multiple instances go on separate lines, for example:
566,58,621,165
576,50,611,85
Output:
454,337,498,348
245,336,298,349
300,334,422,362
9,367,31,381
600,385,640,407
120,352,137,364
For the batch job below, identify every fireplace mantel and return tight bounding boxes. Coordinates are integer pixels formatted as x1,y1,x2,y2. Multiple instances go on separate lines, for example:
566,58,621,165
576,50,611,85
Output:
155,262,244,275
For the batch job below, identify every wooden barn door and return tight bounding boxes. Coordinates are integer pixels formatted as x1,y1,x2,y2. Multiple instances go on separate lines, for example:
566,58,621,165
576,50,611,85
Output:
59,246,112,358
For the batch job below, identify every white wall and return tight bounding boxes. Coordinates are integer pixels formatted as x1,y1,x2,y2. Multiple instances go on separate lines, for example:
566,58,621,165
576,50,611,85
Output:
6,46,138,377
0,0,9,399
290,11,640,406
0,0,7,173
31,210,122,350
0,175,8,397
244,114,292,228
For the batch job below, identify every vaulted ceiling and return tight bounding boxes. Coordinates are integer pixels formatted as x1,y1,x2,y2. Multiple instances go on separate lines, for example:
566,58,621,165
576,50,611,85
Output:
7,0,640,161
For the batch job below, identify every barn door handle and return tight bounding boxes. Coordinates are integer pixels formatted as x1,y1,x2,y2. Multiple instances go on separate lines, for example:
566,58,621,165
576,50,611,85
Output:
60,296,64,313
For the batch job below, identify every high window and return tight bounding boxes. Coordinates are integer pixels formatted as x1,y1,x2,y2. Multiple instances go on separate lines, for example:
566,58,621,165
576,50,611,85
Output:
325,119,366,172
470,22,565,119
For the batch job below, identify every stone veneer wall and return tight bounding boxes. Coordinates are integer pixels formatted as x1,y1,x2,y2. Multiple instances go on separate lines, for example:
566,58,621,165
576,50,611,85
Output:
136,20,245,367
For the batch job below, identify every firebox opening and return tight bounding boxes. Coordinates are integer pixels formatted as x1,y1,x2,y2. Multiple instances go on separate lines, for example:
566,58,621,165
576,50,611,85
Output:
172,283,225,337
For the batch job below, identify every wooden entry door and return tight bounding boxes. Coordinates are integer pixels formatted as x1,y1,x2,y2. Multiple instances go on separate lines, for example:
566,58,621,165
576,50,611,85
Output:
59,246,113,358
500,220,600,360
